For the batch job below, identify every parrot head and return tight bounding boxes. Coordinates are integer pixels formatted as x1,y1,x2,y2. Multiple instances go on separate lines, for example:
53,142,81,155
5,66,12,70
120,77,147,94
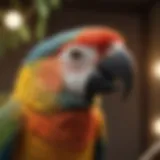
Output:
13,26,134,113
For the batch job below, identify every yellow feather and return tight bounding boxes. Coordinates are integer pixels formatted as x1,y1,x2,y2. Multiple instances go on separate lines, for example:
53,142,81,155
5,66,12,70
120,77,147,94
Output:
12,63,58,113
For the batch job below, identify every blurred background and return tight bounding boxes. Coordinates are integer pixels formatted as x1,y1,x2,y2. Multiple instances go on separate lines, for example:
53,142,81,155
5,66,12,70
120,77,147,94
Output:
0,0,160,160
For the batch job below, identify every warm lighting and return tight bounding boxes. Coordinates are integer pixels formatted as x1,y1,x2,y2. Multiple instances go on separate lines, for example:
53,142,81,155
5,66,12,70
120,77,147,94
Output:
152,118,160,136
3,10,23,30
152,61,160,79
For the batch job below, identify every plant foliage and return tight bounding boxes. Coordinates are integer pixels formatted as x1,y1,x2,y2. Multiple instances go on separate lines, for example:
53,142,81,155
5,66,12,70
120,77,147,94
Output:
0,0,61,56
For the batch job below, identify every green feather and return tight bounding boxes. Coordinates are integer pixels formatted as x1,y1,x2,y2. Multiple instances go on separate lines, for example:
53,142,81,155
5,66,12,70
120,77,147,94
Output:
0,99,21,150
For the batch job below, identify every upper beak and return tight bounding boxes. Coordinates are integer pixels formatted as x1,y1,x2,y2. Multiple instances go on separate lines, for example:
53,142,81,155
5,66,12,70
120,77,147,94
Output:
85,46,134,100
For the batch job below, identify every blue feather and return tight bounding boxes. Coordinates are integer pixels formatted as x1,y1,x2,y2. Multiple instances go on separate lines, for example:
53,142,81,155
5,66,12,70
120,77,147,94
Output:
24,28,83,63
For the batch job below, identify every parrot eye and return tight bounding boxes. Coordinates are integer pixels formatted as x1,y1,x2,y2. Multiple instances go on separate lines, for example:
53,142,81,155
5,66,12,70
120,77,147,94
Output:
70,49,83,61
60,45,98,71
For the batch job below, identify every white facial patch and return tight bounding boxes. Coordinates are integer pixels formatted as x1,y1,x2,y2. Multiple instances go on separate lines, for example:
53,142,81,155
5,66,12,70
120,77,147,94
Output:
59,45,98,95
62,67,95,95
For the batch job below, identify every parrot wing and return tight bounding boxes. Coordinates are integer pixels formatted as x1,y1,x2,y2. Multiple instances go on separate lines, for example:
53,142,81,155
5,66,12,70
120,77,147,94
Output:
93,103,107,160
0,100,21,160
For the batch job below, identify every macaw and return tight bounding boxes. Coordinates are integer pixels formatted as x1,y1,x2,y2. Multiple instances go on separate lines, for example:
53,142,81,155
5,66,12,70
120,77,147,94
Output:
0,26,134,160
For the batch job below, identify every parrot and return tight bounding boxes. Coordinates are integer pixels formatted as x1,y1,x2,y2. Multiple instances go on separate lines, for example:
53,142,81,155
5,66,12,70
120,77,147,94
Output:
0,26,134,160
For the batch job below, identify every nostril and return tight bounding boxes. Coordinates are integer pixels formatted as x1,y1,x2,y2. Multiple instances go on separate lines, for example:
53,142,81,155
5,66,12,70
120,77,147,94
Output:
70,50,83,60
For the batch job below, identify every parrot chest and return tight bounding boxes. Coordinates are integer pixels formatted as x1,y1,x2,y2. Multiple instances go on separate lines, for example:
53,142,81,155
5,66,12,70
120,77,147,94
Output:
18,107,100,160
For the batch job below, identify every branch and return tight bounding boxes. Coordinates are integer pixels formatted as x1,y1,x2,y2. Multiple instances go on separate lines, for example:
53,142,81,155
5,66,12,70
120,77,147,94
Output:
139,141,160,160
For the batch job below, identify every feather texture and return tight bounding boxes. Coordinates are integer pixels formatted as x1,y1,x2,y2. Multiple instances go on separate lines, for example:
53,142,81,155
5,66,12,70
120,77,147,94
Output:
0,100,21,159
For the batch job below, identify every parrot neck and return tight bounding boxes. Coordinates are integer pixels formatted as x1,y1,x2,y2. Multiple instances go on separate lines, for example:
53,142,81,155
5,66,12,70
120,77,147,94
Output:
56,90,95,110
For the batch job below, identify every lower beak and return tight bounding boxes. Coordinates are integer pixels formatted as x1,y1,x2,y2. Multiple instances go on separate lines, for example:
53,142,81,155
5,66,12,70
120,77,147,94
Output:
85,50,134,101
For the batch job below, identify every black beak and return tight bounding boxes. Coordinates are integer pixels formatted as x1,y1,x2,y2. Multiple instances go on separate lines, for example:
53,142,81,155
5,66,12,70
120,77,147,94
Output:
85,48,134,101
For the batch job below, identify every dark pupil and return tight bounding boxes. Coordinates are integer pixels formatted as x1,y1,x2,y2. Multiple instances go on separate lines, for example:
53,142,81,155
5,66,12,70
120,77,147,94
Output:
70,50,82,60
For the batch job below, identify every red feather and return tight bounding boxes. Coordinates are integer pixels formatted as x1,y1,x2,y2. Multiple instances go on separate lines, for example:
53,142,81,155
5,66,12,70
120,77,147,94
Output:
75,27,124,55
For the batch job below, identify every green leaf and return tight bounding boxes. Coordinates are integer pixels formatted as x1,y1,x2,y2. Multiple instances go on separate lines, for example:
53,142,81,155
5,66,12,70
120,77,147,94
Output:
18,25,31,42
35,0,51,19
36,17,47,40
50,0,61,9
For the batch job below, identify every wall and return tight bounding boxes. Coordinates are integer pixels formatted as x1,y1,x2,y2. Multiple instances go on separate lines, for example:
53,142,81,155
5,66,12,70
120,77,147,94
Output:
149,3,160,140
0,11,141,160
